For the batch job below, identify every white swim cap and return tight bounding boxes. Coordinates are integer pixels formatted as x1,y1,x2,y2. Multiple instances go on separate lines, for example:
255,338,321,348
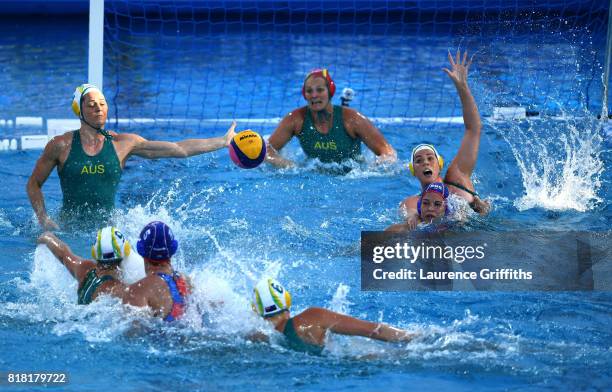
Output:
91,226,131,264
252,278,292,318
409,143,444,175
72,83,103,118
411,144,440,163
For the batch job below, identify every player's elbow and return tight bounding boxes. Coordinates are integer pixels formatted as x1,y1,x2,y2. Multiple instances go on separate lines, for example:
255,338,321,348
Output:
466,121,482,134
176,148,189,158
26,175,41,196
168,142,190,158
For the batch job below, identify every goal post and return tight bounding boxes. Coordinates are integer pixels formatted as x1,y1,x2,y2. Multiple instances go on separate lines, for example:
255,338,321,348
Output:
88,0,104,89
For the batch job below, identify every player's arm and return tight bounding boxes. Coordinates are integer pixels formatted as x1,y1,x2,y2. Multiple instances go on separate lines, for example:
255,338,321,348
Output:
443,49,482,178
127,121,236,159
306,307,415,342
345,109,396,163
26,137,63,230
399,196,419,230
246,331,271,343
385,222,413,233
266,113,298,168
37,232,94,282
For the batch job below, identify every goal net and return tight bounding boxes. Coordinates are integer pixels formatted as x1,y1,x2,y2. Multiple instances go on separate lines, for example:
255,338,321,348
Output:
102,1,609,131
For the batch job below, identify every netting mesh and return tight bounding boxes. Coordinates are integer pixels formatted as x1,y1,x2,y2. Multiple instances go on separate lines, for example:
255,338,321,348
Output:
103,1,609,131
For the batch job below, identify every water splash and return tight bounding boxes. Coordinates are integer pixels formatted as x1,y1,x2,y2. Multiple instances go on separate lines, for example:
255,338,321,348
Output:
327,283,352,314
29,245,75,304
496,116,603,212
15,244,526,363
267,149,404,179
0,209,12,229
2,245,134,342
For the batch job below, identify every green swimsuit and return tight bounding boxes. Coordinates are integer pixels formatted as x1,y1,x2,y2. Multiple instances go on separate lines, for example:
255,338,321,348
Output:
282,317,324,355
58,131,122,216
77,269,116,305
297,105,361,163
444,180,483,211
444,180,479,197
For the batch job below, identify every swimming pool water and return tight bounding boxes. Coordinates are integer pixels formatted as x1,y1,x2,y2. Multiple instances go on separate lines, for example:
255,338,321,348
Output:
0,13,611,392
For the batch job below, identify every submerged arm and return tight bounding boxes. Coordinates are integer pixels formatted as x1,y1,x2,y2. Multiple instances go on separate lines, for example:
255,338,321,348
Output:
266,113,297,168
246,331,271,343
385,222,414,233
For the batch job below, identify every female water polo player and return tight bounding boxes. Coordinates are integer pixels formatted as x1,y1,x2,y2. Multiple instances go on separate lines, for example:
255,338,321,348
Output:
122,221,191,322
39,221,190,322
251,278,416,355
265,69,396,167
386,182,450,232
37,227,130,304
400,50,490,229
27,84,238,230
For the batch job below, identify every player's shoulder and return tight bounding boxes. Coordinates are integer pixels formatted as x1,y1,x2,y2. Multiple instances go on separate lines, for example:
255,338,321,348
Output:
296,307,329,323
287,106,307,120
112,131,141,142
43,131,74,157
281,106,307,132
341,106,367,121
49,131,74,147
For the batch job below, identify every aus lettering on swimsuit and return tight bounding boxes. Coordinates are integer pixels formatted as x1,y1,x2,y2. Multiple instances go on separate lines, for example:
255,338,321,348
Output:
314,141,337,150
80,164,105,175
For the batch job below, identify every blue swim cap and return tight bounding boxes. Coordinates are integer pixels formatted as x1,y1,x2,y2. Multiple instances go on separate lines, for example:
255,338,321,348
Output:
417,182,450,217
423,182,450,199
136,221,178,261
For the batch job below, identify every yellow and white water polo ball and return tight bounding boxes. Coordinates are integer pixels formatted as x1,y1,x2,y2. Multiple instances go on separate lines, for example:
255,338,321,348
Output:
228,130,266,169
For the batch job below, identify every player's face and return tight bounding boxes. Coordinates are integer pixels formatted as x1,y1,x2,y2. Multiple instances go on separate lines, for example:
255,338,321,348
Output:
82,91,108,128
413,149,440,184
420,192,446,222
304,76,330,111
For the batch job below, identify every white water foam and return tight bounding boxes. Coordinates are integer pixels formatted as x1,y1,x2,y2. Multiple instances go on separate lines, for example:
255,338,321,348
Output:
19,243,269,343
16,246,519,360
266,150,404,179
0,209,12,229
15,190,519,359
497,117,603,212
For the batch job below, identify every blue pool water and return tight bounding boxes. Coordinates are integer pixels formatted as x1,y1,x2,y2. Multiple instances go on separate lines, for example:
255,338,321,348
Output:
1,12,611,391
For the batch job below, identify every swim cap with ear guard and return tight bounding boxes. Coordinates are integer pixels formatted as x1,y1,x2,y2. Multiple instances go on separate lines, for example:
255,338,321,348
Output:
91,226,131,264
417,182,450,217
136,221,178,261
409,144,444,176
72,83,103,118
252,278,292,318
302,68,336,99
